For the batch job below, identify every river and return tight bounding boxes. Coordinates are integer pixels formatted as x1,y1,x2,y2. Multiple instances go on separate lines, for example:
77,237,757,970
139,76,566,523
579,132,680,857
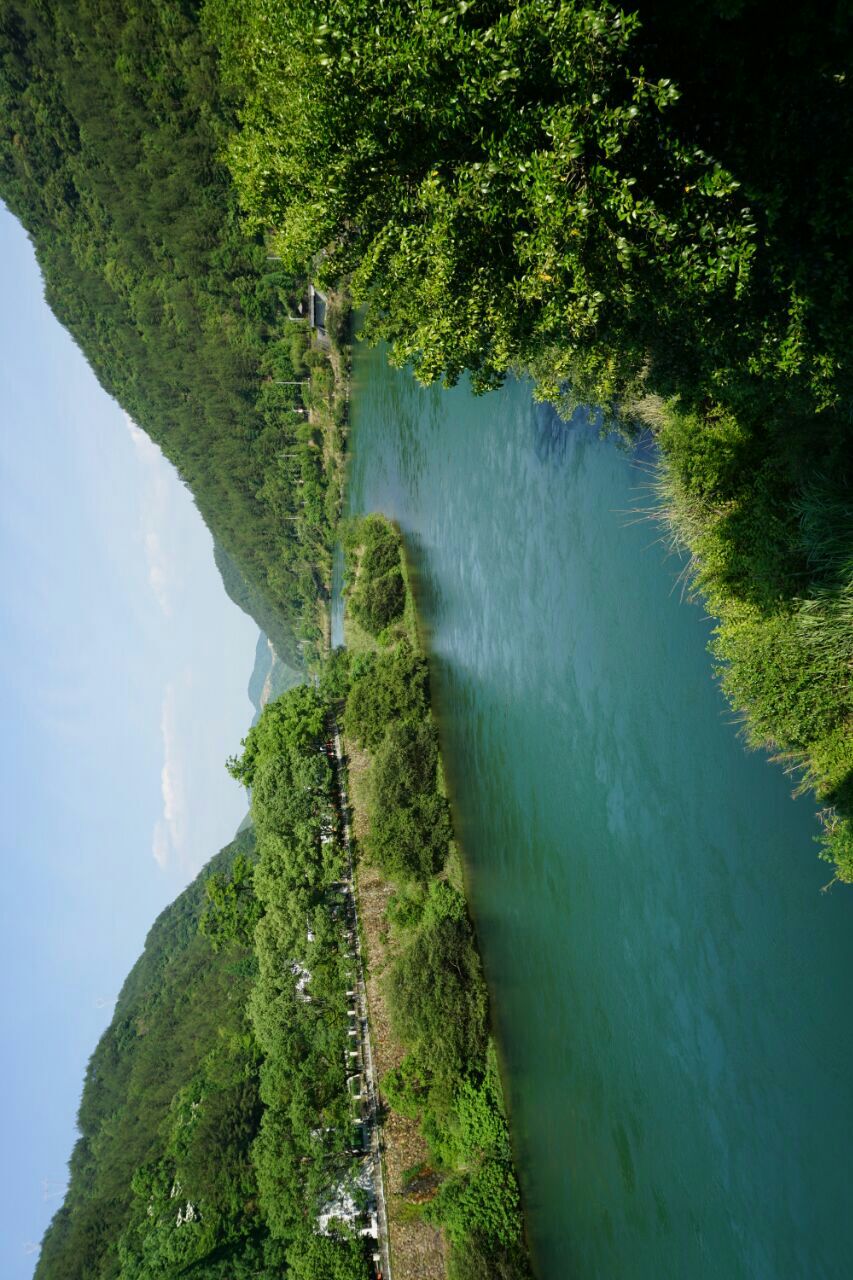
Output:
344,341,853,1280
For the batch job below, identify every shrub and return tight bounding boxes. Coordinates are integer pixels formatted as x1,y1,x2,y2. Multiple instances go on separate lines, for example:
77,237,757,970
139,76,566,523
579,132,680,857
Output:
345,640,429,748
360,516,402,578
427,1160,522,1248
714,610,848,750
381,1054,426,1120
286,1228,370,1280
346,515,407,636
368,721,452,880
446,1232,533,1280
818,811,853,885
350,567,405,637
387,890,488,1090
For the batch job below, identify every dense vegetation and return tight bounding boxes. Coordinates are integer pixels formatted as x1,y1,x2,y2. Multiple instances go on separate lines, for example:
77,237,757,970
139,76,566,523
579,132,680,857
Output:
33,521,533,1280
3,0,845,875
342,517,532,1280
10,0,850,1265
206,0,853,876
226,686,364,1264
33,831,290,1280
346,516,407,640
37,689,378,1280
0,0,348,665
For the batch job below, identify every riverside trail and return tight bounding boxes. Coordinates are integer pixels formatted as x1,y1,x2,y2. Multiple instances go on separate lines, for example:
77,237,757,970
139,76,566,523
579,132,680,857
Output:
332,723,393,1280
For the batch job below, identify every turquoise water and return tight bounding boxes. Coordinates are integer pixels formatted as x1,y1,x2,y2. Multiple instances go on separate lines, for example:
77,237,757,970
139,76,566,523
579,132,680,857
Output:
346,343,853,1280
331,541,345,650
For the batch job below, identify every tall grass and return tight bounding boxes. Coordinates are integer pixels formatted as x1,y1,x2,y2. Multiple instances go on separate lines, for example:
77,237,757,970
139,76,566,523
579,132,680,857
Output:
795,477,853,585
650,402,853,881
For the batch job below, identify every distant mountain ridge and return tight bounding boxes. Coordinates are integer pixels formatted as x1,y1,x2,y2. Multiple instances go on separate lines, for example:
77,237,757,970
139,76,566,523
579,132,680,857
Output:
248,632,273,714
247,630,301,724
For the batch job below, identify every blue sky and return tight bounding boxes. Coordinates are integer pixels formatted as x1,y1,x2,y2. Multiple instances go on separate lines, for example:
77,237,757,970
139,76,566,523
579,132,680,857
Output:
0,204,261,1275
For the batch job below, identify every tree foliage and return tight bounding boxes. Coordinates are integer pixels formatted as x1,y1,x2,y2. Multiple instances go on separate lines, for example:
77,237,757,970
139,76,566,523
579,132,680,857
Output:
228,687,371,1272
369,720,453,881
388,883,488,1094
36,673,382,1280
200,852,263,951
202,0,851,411
344,640,429,749
346,515,407,637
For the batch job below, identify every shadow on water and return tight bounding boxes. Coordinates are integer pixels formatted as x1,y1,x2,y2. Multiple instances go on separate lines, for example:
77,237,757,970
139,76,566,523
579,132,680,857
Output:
529,396,600,467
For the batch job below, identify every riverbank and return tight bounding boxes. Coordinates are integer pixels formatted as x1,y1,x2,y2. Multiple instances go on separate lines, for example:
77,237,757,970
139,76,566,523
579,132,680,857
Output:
294,287,352,663
337,515,533,1280
641,397,853,881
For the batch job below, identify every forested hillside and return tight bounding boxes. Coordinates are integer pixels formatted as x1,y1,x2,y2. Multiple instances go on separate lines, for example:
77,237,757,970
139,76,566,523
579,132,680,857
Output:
0,0,338,666
33,830,289,1280
34,688,380,1280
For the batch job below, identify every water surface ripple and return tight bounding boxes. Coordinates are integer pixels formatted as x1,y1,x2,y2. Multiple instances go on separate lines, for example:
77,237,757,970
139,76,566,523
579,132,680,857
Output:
346,343,853,1280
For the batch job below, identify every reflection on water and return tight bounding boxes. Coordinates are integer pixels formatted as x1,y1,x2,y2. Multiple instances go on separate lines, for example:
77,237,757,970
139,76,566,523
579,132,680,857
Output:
346,344,853,1280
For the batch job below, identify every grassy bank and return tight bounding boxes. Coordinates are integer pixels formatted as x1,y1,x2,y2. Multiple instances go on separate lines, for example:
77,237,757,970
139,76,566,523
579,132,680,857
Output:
339,515,533,1280
644,399,853,879
286,289,353,663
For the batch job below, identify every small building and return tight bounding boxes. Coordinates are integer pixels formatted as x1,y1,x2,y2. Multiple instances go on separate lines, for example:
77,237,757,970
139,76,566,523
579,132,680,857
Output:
309,284,329,343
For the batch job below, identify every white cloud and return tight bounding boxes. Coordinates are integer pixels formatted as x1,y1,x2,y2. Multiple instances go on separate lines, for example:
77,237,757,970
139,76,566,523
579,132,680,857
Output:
145,531,171,617
151,683,187,869
152,819,170,869
124,412,160,464
124,414,174,616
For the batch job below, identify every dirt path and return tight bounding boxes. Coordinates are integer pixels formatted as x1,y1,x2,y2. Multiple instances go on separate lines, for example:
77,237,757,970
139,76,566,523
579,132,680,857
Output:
334,726,394,1280
341,739,447,1280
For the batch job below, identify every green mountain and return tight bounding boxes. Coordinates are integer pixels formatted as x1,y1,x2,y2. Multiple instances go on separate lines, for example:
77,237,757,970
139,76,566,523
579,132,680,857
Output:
0,0,332,667
247,632,273,716
34,830,287,1280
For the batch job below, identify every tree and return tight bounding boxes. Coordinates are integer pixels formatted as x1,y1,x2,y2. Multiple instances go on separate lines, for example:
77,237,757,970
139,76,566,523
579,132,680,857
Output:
207,0,765,405
200,853,263,950
368,721,452,880
286,1230,370,1280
